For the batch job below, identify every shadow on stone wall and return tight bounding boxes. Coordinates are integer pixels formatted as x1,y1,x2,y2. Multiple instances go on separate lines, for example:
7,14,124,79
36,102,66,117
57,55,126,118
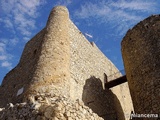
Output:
82,76,125,120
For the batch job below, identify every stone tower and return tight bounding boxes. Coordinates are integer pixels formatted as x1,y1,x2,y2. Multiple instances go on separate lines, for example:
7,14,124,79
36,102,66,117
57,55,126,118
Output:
122,15,160,115
0,6,133,120
0,6,71,106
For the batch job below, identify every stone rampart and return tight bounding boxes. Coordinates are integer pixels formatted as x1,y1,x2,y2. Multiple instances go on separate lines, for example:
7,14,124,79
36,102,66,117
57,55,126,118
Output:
68,20,133,119
122,15,160,115
0,6,133,120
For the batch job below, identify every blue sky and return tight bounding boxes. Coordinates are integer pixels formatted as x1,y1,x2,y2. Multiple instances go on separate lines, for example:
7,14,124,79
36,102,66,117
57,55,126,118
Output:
0,0,160,83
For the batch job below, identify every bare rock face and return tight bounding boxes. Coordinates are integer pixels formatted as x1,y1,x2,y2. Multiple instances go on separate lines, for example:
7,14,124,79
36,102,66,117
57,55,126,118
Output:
122,15,160,114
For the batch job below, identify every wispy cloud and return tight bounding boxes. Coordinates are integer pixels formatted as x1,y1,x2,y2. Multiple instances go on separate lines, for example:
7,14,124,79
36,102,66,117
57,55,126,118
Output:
56,0,72,6
0,55,7,60
1,61,12,70
75,0,157,35
23,37,30,41
85,33,93,38
0,41,13,70
0,0,46,70
110,1,155,11
0,43,5,53
0,0,46,39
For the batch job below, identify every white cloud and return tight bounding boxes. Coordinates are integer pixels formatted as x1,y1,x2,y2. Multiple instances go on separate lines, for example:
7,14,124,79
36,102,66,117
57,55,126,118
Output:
0,41,13,69
23,37,30,41
0,0,46,70
0,37,18,47
75,0,157,35
0,0,15,13
85,33,93,38
4,18,14,29
10,38,18,45
56,0,72,6
18,0,45,17
0,0,46,38
110,1,155,11
0,47,4,53
75,0,156,20
0,43,5,52
1,61,12,70
0,42,6,47
0,55,7,60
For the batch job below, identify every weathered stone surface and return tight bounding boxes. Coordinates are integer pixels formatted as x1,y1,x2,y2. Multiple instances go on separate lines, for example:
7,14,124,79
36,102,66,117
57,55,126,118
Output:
0,94,104,120
0,5,133,120
122,15,160,115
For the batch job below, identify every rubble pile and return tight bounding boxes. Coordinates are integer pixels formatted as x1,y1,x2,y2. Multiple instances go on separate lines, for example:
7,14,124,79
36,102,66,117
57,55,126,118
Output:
0,94,103,120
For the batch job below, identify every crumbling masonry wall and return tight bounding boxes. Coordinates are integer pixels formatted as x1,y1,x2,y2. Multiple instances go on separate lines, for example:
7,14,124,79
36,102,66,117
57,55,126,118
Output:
0,28,46,106
68,20,133,119
0,6,133,120
122,15,160,115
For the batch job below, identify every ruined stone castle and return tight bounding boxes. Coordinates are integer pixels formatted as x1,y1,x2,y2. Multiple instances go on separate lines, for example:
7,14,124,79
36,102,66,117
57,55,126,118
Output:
122,15,160,118
0,6,159,120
